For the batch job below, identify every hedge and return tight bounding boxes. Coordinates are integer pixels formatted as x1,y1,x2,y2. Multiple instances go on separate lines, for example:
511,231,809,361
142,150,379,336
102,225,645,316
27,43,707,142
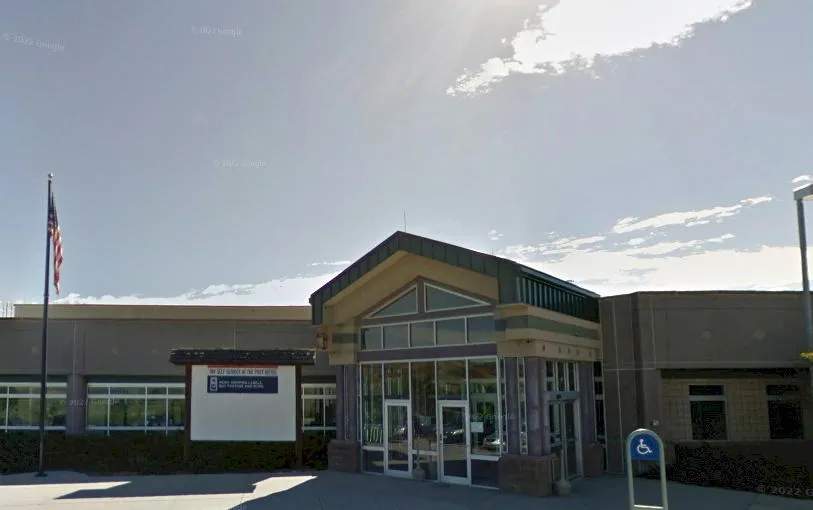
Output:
0,432,329,475
641,441,813,500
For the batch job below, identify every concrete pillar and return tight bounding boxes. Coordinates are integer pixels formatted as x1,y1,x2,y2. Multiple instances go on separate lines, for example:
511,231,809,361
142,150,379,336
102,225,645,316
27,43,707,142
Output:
344,364,358,442
540,361,551,454
65,373,86,435
504,357,520,455
335,366,345,440
579,362,597,444
526,358,543,456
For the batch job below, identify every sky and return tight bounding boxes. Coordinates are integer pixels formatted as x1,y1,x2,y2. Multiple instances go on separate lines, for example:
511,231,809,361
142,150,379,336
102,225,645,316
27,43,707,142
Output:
1,0,812,308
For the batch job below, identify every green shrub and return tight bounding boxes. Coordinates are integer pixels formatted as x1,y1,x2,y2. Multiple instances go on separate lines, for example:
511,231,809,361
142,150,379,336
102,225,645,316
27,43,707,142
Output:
0,432,329,475
645,441,813,500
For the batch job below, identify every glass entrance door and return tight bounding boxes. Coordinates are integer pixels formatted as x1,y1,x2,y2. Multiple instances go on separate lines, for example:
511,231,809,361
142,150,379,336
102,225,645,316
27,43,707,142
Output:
550,400,582,480
438,401,470,484
384,401,411,477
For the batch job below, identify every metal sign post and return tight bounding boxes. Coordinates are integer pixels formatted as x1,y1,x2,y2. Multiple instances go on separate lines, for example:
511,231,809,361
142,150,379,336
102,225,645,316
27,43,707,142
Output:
626,428,668,510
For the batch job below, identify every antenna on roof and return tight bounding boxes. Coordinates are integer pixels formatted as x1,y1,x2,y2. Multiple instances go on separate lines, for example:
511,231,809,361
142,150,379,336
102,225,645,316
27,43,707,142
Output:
403,211,407,233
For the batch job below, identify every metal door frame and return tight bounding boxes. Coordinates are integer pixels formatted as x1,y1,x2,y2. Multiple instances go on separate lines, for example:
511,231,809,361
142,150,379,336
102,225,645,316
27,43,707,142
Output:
551,398,583,480
437,399,470,485
383,400,412,477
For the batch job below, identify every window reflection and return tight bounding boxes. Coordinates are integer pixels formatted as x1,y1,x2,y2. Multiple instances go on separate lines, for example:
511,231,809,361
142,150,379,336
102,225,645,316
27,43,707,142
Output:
384,363,409,399
411,362,437,452
370,288,418,318
468,360,499,455
436,319,465,346
86,384,184,434
383,325,409,349
466,316,494,344
146,399,168,427
361,327,383,350
109,398,146,427
0,383,67,430
361,364,383,446
410,322,434,347
437,360,466,400
300,384,338,436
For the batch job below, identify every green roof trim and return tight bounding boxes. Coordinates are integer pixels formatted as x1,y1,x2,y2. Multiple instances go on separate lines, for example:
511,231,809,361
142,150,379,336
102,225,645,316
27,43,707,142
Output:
309,231,600,325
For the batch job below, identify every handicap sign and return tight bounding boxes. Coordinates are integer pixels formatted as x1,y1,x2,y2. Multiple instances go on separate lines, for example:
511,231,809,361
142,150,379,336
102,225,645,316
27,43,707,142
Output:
626,428,668,510
629,430,660,461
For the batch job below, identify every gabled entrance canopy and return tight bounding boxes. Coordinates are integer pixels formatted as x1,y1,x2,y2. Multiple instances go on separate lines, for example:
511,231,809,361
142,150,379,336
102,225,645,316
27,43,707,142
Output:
309,231,599,326
309,231,602,364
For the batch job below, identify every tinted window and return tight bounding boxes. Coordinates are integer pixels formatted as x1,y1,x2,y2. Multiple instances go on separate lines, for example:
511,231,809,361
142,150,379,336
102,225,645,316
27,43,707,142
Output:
410,321,434,347
467,316,494,344
361,327,383,350
425,285,482,311
370,288,417,318
436,318,465,346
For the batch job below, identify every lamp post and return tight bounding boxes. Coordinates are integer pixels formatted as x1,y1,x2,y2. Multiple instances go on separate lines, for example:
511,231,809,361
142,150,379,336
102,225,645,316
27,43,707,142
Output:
793,184,813,412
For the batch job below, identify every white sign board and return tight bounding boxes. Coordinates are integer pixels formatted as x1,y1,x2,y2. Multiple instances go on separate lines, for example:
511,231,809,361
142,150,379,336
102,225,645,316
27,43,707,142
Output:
190,364,297,442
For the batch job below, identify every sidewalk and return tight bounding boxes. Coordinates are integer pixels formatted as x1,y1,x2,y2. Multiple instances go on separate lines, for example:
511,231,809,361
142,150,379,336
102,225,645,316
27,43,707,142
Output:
0,470,809,509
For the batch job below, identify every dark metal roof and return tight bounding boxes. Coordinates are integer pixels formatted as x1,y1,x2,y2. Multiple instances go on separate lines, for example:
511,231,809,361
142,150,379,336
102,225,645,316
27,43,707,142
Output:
169,348,315,366
309,231,598,325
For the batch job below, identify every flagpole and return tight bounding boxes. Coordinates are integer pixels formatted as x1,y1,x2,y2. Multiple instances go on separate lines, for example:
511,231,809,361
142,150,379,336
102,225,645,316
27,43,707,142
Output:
36,173,53,477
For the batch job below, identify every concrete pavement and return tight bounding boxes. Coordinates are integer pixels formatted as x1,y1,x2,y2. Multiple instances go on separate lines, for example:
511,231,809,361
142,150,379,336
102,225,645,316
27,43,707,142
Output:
0,470,809,509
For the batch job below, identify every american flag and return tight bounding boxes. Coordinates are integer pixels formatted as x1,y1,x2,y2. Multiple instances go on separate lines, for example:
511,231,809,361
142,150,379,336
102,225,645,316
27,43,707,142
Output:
48,189,63,295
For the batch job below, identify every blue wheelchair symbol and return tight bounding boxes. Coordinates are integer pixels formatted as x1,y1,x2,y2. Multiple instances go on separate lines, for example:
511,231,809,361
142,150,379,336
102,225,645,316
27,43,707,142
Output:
629,432,659,461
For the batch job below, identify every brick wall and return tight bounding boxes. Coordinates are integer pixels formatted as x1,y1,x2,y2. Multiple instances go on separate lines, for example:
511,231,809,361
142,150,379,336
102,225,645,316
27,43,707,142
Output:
661,377,806,442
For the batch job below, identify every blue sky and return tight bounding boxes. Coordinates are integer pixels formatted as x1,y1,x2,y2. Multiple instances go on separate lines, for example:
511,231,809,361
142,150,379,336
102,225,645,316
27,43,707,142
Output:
1,0,811,306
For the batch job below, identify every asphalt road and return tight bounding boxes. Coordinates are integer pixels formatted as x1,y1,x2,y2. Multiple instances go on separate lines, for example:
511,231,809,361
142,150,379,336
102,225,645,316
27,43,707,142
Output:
0,470,809,509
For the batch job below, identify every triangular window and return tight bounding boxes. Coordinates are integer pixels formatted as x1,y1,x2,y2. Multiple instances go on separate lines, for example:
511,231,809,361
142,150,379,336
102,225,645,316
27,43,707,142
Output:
425,284,487,312
369,287,418,318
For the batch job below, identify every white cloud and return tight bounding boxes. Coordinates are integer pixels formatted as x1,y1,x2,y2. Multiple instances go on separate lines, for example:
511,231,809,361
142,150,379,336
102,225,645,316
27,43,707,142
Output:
611,196,772,234
53,274,339,306
309,260,351,267
518,244,801,296
21,192,796,306
488,229,503,241
448,0,754,96
792,175,813,184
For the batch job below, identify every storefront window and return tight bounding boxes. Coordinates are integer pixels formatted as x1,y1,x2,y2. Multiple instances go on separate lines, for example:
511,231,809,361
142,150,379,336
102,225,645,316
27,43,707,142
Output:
411,362,437,452
361,364,383,446
86,383,184,435
0,383,67,430
302,383,337,436
468,359,499,456
437,360,466,400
